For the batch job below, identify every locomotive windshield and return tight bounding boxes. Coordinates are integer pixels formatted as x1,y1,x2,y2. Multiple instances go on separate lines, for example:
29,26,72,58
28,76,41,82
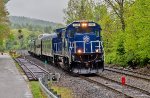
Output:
67,22,101,37
67,27,100,37
76,27,96,33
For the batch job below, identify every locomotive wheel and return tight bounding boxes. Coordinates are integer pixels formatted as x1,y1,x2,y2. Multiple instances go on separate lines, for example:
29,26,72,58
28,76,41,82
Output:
54,55,58,66
54,55,62,67
63,57,70,69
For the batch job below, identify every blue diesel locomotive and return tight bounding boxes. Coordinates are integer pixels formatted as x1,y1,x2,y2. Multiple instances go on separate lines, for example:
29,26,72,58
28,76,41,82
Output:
28,21,104,74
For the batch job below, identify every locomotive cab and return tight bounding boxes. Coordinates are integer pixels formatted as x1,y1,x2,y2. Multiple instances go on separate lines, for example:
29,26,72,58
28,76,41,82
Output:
65,21,104,74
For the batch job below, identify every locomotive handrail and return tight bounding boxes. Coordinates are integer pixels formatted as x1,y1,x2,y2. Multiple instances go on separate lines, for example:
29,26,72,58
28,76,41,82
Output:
72,41,103,53
54,42,63,54
54,41,103,54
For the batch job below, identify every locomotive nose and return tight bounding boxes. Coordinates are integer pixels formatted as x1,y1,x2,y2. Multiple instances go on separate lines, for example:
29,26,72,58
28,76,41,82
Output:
74,33,97,53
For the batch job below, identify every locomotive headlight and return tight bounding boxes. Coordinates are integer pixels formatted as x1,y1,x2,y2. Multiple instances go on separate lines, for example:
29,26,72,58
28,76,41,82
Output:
77,49,82,54
81,23,87,27
96,49,99,53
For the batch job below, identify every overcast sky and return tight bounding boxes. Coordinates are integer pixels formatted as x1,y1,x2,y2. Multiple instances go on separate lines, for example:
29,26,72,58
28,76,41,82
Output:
6,0,69,24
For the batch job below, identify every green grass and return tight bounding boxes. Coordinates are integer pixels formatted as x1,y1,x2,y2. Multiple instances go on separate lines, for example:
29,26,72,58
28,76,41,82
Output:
51,86,73,98
15,62,24,73
9,52,21,58
30,81,47,98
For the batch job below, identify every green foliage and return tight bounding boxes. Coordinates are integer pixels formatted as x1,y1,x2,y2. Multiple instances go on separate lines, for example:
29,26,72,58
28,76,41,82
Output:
0,40,5,51
30,81,46,98
0,0,10,50
124,0,150,66
5,16,64,50
64,0,95,23
51,86,73,98
5,29,41,50
105,0,150,66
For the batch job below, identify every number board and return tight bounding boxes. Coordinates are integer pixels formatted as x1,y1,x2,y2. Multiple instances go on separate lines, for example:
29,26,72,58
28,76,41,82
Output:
88,23,96,26
73,23,80,27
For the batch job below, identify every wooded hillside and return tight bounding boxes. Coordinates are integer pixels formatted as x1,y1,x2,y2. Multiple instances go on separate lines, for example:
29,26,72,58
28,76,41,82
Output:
9,16,63,32
5,16,64,50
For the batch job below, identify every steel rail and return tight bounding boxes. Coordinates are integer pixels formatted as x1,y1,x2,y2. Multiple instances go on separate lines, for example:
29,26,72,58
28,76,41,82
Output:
17,59,38,80
105,66,150,77
96,74,150,96
79,75,133,98
105,67,150,82
26,59,50,74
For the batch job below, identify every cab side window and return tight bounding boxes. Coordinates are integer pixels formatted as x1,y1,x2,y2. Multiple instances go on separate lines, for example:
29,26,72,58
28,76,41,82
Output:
57,33,62,38
95,29,99,36
68,30,74,38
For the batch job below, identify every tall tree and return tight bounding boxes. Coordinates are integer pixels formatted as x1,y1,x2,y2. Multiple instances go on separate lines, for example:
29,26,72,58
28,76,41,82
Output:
0,0,10,50
64,0,95,24
124,0,150,65
104,0,129,31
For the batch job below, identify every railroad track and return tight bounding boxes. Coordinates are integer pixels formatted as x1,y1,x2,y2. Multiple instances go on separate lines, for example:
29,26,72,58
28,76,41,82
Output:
15,57,48,81
79,75,133,98
80,74,150,98
106,66,150,77
97,74,150,97
26,59,50,74
105,66,150,82
19,61,37,80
